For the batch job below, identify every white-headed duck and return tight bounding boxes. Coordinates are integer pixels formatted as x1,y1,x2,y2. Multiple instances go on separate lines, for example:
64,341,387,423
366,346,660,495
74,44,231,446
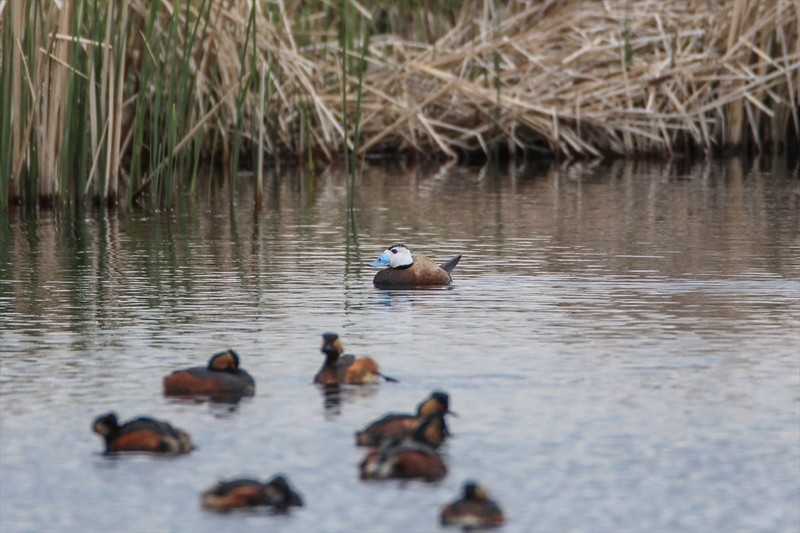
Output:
440,481,505,528
201,474,303,512
355,390,453,447
92,412,192,454
370,244,462,288
163,349,255,398
359,411,448,482
314,333,398,385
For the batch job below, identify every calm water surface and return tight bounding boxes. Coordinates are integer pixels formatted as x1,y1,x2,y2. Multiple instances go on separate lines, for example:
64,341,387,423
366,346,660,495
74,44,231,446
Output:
1,160,799,533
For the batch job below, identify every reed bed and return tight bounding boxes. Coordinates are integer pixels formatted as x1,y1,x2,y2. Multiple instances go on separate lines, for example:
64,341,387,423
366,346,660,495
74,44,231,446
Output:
1,0,798,207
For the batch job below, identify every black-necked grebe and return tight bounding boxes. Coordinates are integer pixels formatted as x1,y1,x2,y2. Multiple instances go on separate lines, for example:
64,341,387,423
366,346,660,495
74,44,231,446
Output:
201,474,303,512
355,391,453,447
440,481,505,528
314,333,398,385
92,412,192,454
359,411,448,482
163,349,255,397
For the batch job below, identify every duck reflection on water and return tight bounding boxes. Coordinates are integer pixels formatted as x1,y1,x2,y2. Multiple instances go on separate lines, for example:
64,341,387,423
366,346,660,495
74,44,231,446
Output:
318,383,380,419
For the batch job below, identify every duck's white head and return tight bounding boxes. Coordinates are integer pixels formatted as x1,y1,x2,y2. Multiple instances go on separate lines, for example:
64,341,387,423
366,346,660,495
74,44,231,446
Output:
370,244,413,268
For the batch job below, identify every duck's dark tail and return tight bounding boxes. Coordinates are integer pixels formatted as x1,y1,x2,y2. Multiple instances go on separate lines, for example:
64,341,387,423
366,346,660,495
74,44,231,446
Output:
380,372,400,383
440,254,462,274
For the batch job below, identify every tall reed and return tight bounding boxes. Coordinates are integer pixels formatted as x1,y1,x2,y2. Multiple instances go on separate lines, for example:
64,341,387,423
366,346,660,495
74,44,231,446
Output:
0,0,15,207
1,0,798,208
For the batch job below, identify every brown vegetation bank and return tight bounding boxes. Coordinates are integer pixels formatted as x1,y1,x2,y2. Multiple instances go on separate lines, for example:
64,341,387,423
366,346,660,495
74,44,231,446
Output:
1,0,797,207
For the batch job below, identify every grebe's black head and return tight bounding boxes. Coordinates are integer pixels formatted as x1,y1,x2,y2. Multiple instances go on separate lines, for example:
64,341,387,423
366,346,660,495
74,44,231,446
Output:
92,412,119,437
431,391,451,412
418,390,455,416
265,474,304,508
321,333,344,356
463,481,488,500
208,349,240,371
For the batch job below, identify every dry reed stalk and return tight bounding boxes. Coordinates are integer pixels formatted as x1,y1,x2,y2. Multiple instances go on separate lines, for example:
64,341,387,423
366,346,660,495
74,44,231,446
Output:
99,0,113,199
8,0,26,199
36,3,69,200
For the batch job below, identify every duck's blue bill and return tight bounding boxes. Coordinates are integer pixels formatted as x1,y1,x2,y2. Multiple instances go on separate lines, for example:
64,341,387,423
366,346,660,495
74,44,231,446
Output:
370,252,390,267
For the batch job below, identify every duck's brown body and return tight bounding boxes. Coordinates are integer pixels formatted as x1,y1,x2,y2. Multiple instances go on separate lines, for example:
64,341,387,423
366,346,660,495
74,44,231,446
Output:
314,355,383,386
356,414,419,446
356,412,449,448
163,367,255,396
373,256,455,287
360,444,447,482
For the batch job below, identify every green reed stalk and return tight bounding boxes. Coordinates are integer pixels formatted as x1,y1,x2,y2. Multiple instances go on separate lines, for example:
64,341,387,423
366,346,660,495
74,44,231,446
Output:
128,0,160,204
186,0,213,196
340,0,350,177
147,2,168,205
176,0,208,185
81,1,98,200
162,22,180,205
130,0,211,208
166,102,177,204
492,2,501,161
175,0,193,181
156,19,174,204
0,1,16,207
256,62,266,209
230,3,256,200
189,109,204,196
265,60,275,170
61,0,85,203
622,8,632,69
351,19,370,173
295,94,304,167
